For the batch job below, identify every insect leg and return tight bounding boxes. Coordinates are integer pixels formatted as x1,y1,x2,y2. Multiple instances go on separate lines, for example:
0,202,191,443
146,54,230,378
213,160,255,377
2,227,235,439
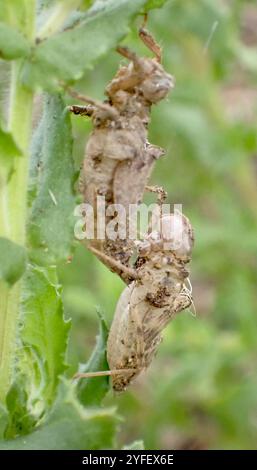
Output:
182,282,197,317
73,369,139,380
139,27,162,63
116,46,141,65
145,184,167,226
66,87,119,120
113,46,145,93
69,104,95,117
88,244,140,281
145,185,167,205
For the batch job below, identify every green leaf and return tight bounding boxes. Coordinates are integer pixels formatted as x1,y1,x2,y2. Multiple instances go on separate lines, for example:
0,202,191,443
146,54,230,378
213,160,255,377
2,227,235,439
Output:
0,0,25,23
0,1,35,40
27,113,45,208
1,265,70,439
0,127,22,159
0,22,30,60
4,378,37,439
0,238,26,285
19,265,70,407
28,94,76,265
37,0,59,10
0,381,117,450
0,405,8,439
21,0,148,90
123,440,145,450
81,0,94,9
144,0,169,10
76,311,109,407
0,126,22,187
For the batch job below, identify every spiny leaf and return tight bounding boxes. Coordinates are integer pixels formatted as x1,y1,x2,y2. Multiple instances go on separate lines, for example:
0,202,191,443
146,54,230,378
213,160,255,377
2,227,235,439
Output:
2,266,70,439
4,378,37,439
0,381,118,450
76,311,109,407
28,94,76,265
21,0,148,90
19,265,71,407
0,238,26,285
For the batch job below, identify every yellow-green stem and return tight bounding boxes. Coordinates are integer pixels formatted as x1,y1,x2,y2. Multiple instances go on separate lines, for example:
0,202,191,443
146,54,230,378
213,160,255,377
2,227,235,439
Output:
0,2,35,402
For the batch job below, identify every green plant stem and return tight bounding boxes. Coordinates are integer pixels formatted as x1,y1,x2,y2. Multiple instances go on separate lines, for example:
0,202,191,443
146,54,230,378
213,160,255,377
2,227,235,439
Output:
0,5,35,402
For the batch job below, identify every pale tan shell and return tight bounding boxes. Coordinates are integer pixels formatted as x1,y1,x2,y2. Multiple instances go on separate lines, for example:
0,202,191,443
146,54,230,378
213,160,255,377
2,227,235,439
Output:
78,48,174,280
107,214,194,391
71,32,194,392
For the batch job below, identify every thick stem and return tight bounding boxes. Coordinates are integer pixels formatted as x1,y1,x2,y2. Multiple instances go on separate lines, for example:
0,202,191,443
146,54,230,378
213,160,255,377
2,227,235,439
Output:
7,65,34,243
0,4,35,402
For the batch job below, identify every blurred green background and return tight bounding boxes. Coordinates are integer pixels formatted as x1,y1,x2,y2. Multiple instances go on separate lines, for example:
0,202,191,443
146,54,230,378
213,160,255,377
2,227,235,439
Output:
60,0,257,449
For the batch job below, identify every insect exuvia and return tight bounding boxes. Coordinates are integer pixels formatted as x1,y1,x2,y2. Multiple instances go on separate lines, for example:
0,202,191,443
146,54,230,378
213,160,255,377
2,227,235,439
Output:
71,23,194,392
69,26,174,282
107,212,194,391
74,212,194,391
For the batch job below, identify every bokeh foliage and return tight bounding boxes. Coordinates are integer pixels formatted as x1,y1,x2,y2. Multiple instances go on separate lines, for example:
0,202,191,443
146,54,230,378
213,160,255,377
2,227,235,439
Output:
60,0,257,449
0,0,256,450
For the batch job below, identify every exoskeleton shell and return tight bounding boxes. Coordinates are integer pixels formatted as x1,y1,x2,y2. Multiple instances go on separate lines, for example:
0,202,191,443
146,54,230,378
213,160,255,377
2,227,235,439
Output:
107,214,194,391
